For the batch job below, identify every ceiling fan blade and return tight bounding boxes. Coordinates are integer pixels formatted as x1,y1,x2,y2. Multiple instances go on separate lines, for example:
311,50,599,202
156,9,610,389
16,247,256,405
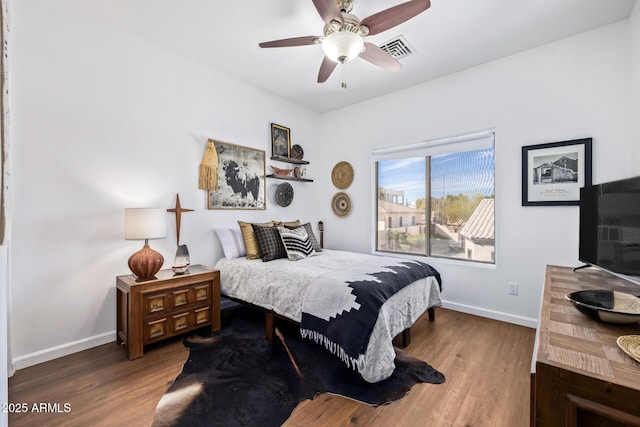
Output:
259,36,321,48
312,0,343,25
317,56,338,83
359,42,402,72
361,0,431,36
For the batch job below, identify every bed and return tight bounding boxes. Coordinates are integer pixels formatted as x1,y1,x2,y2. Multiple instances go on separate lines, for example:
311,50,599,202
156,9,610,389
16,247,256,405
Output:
213,222,443,383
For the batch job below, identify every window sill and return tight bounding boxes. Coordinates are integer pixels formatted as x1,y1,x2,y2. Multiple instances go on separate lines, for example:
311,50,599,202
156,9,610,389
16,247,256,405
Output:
372,250,497,269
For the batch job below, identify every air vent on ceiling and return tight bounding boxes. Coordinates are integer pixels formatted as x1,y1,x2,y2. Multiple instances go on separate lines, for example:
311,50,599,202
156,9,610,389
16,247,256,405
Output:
378,36,415,60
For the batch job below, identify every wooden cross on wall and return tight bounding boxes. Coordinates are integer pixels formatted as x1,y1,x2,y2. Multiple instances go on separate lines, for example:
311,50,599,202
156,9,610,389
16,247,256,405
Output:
167,194,194,246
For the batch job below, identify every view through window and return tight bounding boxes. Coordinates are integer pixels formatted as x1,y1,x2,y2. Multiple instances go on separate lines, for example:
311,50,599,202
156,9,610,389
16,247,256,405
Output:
375,132,495,263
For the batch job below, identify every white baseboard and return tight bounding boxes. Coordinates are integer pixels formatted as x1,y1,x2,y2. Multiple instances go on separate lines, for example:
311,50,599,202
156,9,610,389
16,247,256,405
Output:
11,302,537,371
442,299,538,328
12,331,116,371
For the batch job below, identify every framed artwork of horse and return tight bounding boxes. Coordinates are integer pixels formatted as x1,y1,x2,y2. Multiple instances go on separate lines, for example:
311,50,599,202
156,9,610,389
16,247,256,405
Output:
207,140,266,210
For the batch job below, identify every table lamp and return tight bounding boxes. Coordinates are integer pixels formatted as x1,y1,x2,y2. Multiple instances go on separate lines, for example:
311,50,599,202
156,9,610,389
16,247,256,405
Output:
125,208,167,281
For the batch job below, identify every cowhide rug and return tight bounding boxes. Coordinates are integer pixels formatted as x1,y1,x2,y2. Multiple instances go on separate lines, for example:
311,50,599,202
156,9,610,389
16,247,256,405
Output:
152,307,444,427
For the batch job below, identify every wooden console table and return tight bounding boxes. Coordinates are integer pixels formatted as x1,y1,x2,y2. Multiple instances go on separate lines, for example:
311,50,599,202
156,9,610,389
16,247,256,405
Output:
116,264,220,360
532,265,640,426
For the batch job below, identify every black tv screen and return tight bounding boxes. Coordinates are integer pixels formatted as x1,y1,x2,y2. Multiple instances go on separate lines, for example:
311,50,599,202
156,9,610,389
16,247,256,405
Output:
579,176,640,276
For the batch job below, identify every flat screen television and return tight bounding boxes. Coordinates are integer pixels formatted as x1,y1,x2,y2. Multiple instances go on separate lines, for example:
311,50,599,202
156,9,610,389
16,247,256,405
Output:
579,176,640,278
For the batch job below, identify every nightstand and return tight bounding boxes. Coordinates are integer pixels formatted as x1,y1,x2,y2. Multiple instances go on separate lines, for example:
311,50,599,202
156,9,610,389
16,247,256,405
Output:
116,264,221,360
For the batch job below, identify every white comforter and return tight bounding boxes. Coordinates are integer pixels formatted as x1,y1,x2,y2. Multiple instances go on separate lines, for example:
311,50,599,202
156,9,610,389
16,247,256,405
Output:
214,250,442,382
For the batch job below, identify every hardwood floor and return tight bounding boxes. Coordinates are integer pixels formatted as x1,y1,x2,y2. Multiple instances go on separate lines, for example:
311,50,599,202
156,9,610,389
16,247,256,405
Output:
8,308,535,427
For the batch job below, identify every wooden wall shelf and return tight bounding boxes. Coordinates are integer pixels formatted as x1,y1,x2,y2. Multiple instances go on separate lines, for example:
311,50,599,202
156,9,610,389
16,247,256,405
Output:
270,155,309,165
267,174,313,183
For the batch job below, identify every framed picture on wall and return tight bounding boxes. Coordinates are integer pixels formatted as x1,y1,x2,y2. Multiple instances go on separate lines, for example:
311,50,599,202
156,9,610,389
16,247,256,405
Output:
522,138,592,206
271,123,290,158
207,140,266,210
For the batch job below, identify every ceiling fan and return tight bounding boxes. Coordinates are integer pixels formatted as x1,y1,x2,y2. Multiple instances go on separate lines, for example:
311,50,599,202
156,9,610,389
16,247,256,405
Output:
258,0,431,87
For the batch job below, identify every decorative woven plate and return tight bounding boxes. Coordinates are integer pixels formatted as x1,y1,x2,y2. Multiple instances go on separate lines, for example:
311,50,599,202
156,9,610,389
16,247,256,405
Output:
331,161,354,190
275,182,294,207
290,144,304,160
331,192,351,217
617,335,640,363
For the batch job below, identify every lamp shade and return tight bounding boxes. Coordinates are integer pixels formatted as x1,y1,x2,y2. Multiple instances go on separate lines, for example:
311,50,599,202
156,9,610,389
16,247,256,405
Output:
322,31,364,63
125,208,167,240
125,208,166,281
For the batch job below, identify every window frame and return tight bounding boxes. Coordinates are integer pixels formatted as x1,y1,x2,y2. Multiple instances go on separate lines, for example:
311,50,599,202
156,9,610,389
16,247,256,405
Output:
371,130,496,266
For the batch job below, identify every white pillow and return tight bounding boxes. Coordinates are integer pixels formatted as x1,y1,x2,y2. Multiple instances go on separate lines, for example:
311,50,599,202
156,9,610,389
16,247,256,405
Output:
214,228,246,259
277,226,316,261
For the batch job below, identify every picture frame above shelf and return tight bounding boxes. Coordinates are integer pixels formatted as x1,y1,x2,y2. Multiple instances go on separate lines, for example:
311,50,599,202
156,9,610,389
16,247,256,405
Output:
270,155,309,165
267,174,313,183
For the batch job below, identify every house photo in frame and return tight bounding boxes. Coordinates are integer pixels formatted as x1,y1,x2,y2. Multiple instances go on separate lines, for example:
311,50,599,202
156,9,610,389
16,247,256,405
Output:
207,140,266,210
522,137,592,206
271,123,290,158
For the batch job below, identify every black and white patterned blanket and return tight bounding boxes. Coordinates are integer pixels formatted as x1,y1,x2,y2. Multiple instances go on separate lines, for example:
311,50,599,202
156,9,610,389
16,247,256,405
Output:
300,257,441,371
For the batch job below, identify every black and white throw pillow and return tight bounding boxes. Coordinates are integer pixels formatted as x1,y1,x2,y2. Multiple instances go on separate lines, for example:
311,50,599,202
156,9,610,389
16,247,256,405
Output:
278,226,316,261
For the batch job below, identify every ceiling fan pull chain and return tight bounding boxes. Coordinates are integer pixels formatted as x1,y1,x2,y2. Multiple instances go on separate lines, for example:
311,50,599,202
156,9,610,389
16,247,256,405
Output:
341,63,347,89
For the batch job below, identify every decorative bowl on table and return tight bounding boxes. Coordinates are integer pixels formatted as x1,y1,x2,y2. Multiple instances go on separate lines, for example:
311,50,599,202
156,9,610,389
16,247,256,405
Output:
565,289,640,324
617,335,640,363
270,165,293,176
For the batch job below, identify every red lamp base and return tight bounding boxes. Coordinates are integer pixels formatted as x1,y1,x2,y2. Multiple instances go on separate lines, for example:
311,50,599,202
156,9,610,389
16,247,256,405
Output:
128,244,164,281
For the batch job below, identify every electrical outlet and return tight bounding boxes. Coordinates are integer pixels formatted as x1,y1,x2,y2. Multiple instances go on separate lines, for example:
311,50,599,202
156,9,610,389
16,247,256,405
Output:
509,282,518,296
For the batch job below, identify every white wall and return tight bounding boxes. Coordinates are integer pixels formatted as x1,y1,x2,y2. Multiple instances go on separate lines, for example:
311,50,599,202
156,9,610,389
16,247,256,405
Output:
317,21,634,326
9,0,320,368
631,3,640,161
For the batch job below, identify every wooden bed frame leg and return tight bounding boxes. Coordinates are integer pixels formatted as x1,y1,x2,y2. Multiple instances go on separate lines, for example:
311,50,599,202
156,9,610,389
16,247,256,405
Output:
393,328,411,348
265,312,275,343
428,306,436,321
401,329,411,347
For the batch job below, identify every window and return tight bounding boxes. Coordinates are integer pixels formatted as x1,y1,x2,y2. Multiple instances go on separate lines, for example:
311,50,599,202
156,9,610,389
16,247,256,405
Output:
374,132,495,263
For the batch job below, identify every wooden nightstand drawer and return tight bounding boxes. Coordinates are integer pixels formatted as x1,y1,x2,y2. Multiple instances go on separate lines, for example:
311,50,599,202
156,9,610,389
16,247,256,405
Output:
172,288,190,308
145,293,169,316
142,281,213,317
117,265,221,359
144,305,212,344
194,306,211,325
194,284,210,303
171,311,191,334
144,317,168,343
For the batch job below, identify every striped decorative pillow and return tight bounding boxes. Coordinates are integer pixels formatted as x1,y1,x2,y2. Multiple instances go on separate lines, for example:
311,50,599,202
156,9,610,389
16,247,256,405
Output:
277,226,316,261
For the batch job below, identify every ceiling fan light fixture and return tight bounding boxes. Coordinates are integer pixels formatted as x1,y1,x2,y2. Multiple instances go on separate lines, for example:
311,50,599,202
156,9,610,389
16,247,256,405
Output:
321,30,364,63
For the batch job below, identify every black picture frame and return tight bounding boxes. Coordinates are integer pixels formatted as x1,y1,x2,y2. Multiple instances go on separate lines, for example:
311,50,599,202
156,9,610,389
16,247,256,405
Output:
522,138,592,206
271,123,290,158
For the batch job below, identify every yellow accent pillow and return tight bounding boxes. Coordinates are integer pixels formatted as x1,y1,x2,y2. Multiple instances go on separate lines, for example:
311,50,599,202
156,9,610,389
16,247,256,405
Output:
238,221,273,260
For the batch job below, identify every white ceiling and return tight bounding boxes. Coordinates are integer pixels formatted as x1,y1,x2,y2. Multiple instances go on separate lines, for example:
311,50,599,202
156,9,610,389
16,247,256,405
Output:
64,0,636,113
